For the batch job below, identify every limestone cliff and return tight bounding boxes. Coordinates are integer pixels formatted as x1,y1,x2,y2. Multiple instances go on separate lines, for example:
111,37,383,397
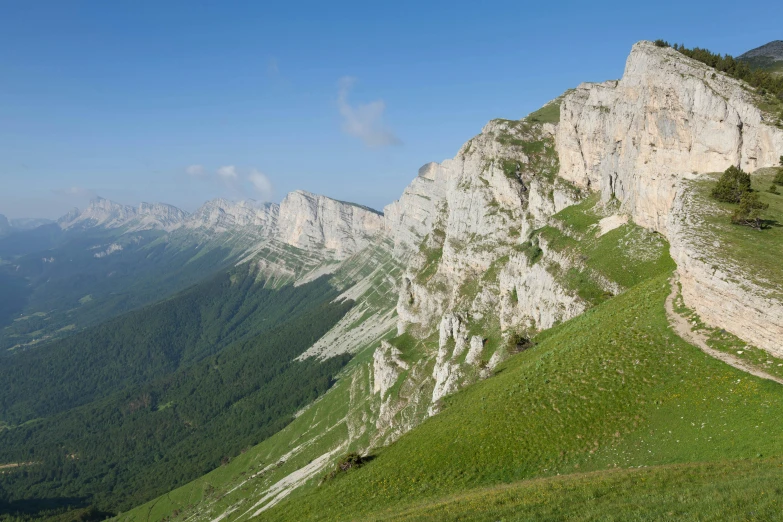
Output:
277,190,384,260
128,41,783,521
558,40,783,232
184,198,277,234
556,40,783,354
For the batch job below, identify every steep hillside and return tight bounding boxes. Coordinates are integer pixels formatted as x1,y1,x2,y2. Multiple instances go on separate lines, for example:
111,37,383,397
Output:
0,215,400,517
557,40,783,354
5,39,783,522
0,228,239,351
263,271,783,521
112,40,783,522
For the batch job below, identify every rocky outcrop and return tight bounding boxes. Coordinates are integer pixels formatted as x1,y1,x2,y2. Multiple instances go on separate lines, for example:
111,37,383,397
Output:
93,242,124,258
392,119,564,335
137,202,188,228
372,341,409,397
277,190,384,259
557,40,783,233
430,314,469,405
498,251,586,333
383,162,451,254
379,116,602,422
56,191,387,264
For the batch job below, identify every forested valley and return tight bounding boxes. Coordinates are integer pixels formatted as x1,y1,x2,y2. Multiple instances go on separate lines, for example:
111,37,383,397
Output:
0,264,353,518
0,227,237,351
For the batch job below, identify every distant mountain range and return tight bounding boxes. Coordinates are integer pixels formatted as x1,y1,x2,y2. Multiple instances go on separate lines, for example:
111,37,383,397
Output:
738,40,783,73
53,190,384,260
0,214,53,236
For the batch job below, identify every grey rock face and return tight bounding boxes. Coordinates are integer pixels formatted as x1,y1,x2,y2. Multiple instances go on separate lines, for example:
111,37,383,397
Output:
383,162,451,254
556,40,783,355
185,199,277,233
372,341,409,397
557,40,783,233
55,191,386,263
277,190,384,260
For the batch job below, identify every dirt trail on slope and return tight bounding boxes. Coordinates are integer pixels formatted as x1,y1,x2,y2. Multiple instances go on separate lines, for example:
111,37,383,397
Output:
665,276,783,385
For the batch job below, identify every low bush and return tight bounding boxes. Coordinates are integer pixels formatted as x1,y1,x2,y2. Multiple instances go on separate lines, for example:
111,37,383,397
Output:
321,453,368,483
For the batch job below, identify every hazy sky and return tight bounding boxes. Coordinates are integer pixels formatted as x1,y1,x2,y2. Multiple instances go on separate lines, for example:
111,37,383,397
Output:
1,0,781,219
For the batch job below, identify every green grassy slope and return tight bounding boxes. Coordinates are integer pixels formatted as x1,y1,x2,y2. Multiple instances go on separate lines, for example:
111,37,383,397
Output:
538,193,673,305
263,269,783,520
361,458,783,521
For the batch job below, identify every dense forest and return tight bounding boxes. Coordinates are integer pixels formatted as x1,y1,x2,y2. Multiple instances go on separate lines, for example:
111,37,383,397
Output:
0,264,353,517
0,227,236,351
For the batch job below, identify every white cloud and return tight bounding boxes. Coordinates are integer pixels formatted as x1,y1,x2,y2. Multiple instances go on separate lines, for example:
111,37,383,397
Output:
53,186,95,197
216,165,239,188
337,77,401,147
248,170,273,201
186,164,206,178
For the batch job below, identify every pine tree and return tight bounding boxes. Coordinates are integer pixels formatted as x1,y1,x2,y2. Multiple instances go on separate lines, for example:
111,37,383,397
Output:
732,192,769,230
711,165,752,203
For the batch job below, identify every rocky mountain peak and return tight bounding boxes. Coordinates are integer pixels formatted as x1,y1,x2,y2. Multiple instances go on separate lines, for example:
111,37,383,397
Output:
58,196,189,232
558,39,783,232
277,190,385,259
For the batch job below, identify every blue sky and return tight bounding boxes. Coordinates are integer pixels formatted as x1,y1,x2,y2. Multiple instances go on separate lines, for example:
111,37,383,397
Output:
1,0,781,219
